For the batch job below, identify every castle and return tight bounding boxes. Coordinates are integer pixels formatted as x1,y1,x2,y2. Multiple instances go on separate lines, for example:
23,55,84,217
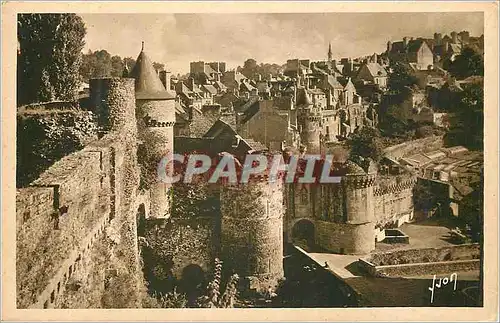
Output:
16,45,417,308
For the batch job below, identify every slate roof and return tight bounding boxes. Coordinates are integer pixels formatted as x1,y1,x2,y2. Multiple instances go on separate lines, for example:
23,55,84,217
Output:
240,81,256,92
202,84,218,95
296,87,313,106
325,75,344,89
130,47,174,100
203,119,236,138
389,39,427,55
241,138,267,151
364,63,388,77
214,81,227,90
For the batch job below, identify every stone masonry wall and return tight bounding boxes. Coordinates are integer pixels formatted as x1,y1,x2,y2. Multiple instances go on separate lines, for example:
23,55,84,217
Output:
367,243,480,266
16,78,142,309
143,216,218,280
382,135,444,160
374,187,415,229
315,220,374,255
220,180,285,292
136,99,175,219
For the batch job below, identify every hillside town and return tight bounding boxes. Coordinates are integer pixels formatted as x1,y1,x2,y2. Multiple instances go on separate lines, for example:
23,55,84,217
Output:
15,13,484,309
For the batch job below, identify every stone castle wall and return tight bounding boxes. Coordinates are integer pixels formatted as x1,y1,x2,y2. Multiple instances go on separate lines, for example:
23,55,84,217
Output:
136,99,175,219
382,135,444,160
220,180,285,292
374,175,417,230
285,169,418,254
16,78,143,309
315,220,374,254
143,216,219,280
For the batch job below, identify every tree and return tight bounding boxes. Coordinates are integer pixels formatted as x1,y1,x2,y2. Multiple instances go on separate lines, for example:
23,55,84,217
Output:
123,57,136,71
153,62,165,73
448,47,484,79
346,126,384,162
80,49,97,83
378,100,416,139
18,14,86,105
445,83,483,150
387,61,418,94
111,55,124,77
241,58,258,78
92,49,112,78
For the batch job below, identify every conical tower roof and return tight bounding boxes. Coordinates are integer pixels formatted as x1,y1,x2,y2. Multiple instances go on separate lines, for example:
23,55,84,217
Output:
296,87,313,107
130,42,174,100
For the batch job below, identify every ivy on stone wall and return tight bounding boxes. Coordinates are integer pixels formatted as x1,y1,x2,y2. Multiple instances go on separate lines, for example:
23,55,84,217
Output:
171,183,220,219
16,111,97,187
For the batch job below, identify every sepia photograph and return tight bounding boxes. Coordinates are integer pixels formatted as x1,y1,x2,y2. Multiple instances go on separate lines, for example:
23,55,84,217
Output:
1,1,498,322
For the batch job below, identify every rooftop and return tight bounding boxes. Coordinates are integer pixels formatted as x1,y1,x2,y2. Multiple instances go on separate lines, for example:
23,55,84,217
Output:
130,43,175,100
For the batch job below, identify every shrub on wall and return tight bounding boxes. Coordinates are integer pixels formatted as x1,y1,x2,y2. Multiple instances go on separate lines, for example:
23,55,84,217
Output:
16,110,97,187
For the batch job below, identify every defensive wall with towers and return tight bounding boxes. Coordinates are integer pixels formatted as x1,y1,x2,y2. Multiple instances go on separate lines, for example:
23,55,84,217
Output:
16,44,418,308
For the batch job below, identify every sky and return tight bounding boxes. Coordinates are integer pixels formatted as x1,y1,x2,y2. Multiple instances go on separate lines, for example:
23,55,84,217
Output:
80,12,484,75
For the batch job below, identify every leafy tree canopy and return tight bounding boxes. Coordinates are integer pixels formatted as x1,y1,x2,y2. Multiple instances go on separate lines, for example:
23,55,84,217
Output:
238,58,284,79
346,126,385,162
18,13,86,105
448,47,484,80
387,61,418,95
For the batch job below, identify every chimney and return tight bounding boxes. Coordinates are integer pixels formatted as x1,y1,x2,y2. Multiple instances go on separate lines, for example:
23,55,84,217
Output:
387,41,392,52
451,31,458,44
164,71,171,91
403,37,408,47
189,77,195,90
459,31,470,44
159,70,167,89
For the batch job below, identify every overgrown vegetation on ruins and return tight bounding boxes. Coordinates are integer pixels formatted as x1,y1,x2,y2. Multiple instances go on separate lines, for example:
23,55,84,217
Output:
141,258,240,308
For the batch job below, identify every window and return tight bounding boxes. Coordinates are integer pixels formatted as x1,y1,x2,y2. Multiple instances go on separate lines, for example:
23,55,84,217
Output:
300,187,308,204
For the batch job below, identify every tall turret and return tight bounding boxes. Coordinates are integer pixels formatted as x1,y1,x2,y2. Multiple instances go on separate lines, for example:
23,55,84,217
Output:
130,42,176,219
297,88,321,154
219,155,284,293
340,160,377,254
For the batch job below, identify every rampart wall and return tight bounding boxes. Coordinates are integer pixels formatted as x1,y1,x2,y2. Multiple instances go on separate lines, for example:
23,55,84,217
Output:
382,135,444,160
16,78,143,309
374,175,417,229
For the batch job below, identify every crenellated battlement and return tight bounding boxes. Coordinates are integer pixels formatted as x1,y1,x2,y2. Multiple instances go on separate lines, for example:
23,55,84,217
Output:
374,177,417,196
342,173,377,189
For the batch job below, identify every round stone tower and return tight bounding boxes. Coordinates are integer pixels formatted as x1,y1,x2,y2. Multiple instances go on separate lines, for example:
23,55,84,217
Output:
90,77,137,136
340,160,377,254
220,161,285,293
297,88,321,154
130,43,176,219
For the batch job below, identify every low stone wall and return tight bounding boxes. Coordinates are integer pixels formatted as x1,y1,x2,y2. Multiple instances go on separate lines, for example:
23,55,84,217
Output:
383,135,444,160
374,259,480,277
367,244,480,266
382,229,410,244
358,244,480,278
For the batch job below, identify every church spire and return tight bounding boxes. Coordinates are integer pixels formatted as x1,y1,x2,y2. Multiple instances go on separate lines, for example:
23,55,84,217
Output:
328,42,333,62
